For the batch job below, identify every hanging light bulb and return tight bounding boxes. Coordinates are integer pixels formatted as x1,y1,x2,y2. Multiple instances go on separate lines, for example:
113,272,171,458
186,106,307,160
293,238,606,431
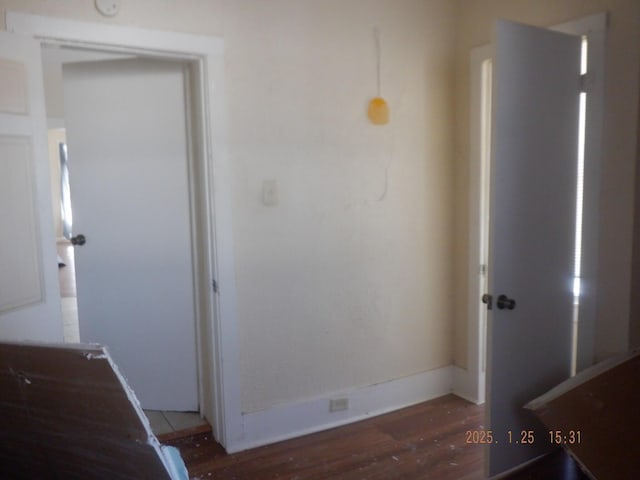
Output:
368,97,389,125
368,27,389,125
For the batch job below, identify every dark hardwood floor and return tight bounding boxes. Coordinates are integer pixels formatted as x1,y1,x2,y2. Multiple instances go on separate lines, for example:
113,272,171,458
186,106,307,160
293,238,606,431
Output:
167,394,590,479
168,394,485,479
505,449,588,480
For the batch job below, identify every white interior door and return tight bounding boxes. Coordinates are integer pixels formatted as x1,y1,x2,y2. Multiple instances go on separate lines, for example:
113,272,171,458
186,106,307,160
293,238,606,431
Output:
0,32,63,342
63,57,198,411
486,20,581,476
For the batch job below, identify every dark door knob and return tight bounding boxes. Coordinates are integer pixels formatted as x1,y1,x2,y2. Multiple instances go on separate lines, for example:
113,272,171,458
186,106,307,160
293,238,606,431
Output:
481,294,493,310
70,234,86,246
497,294,516,310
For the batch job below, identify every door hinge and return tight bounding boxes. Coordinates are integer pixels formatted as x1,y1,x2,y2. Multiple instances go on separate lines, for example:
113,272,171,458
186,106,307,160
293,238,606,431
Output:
212,279,219,293
480,264,487,276
580,73,593,93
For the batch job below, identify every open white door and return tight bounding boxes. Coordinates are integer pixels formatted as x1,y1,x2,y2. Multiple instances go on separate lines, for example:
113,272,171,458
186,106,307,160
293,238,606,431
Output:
0,32,62,341
485,20,581,476
63,58,198,411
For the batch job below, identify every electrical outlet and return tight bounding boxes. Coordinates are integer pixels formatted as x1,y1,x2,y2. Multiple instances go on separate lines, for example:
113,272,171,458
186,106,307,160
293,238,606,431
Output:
329,398,349,412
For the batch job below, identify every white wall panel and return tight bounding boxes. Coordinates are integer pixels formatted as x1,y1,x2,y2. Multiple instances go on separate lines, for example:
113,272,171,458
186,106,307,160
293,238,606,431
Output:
0,32,63,342
0,136,42,313
0,59,28,114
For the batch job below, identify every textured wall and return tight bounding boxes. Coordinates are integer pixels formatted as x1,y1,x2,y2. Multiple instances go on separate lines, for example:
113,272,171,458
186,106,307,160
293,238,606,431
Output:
1,0,458,414
224,0,457,412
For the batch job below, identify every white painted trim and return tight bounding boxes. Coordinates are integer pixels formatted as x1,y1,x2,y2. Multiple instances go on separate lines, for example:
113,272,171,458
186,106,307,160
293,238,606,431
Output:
182,62,206,418
227,366,454,453
466,44,492,407
6,12,241,450
6,12,222,57
452,365,482,405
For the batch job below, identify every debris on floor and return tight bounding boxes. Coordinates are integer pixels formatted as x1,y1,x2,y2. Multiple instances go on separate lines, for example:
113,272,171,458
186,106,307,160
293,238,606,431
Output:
526,349,640,480
0,341,188,479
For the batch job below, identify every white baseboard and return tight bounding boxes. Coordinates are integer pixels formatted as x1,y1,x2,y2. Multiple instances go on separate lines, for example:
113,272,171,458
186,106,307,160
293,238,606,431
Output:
451,365,484,405
225,365,454,453
452,365,475,403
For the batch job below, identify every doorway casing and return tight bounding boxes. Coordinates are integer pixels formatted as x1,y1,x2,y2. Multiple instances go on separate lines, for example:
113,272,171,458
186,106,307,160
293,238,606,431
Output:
6,12,242,449
460,12,607,405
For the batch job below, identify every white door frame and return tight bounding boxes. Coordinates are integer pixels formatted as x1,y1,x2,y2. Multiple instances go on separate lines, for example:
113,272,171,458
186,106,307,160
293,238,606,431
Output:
6,12,242,449
463,12,607,405
464,43,492,405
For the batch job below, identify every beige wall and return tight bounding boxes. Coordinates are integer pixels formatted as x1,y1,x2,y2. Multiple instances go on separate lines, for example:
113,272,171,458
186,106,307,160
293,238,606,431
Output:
0,0,225,35
453,0,640,367
6,0,635,414
0,0,458,414
225,0,457,412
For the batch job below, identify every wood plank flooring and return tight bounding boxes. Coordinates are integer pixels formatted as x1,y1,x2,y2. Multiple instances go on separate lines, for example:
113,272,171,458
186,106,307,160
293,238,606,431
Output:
57,240,590,479
166,394,590,479
505,449,589,480
168,394,485,479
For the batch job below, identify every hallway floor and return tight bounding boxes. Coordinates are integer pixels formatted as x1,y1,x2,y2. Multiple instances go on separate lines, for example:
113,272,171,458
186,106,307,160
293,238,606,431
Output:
145,409,210,437
165,394,588,479
57,241,79,342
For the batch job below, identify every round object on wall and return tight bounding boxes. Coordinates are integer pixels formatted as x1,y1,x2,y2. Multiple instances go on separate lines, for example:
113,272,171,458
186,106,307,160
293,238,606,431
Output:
95,0,121,17
368,97,389,125
368,28,389,125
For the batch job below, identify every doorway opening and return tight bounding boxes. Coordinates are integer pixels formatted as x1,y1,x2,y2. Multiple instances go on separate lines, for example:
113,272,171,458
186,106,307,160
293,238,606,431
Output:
8,11,238,449
42,46,209,431
466,13,606,406
46,125,80,341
